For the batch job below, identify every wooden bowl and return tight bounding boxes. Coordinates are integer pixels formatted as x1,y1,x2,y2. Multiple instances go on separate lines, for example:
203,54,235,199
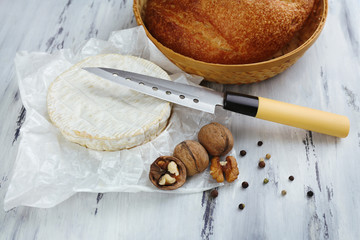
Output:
133,0,328,84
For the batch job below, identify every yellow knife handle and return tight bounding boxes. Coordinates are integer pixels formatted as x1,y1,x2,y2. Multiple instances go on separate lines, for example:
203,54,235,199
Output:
223,92,350,138
256,97,350,138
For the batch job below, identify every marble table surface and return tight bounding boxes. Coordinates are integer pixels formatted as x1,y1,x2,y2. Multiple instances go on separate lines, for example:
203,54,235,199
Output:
1,0,359,239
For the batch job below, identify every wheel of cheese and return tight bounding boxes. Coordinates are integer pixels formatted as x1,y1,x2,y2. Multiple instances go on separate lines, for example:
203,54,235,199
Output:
47,54,172,151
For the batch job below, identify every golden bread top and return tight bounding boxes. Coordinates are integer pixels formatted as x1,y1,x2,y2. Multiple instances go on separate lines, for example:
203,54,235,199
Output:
145,0,315,64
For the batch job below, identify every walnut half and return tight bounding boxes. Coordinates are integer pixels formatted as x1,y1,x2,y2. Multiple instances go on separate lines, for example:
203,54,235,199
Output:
210,156,239,183
149,156,187,190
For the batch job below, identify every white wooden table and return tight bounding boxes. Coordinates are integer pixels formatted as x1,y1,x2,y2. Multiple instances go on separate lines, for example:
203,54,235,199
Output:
1,0,359,239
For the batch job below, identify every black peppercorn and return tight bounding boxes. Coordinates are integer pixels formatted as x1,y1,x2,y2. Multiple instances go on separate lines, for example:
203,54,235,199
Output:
238,203,245,210
289,176,295,181
210,189,218,198
258,161,266,168
241,181,249,188
307,191,314,198
257,141,263,146
240,150,247,156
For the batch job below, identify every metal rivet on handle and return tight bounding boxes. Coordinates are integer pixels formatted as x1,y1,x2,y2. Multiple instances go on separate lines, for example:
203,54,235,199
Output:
179,95,185,99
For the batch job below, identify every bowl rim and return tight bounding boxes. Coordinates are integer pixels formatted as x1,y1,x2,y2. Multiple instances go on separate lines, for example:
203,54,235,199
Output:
133,0,328,68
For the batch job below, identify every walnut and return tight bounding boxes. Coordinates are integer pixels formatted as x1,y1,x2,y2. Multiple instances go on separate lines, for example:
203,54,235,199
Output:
167,161,179,176
149,156,187,190
158,174,176,185
173,140,209,176
209,157,224,182
198,122,234,156
210,156,239,183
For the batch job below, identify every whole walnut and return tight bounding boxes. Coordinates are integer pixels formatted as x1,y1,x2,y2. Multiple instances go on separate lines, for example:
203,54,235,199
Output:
173,140,209,176
198,122,234,156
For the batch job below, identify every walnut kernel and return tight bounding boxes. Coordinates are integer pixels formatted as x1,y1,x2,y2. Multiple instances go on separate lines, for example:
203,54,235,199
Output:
210,156,239,183
159,174,176,185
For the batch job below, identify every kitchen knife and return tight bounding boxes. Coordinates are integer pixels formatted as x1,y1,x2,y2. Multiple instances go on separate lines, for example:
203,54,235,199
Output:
83,67,350,138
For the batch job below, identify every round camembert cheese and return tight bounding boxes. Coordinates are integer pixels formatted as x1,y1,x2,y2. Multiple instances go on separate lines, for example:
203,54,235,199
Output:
47,54,172,151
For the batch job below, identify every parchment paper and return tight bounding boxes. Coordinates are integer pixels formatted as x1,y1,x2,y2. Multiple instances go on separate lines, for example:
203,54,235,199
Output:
4,26,234,211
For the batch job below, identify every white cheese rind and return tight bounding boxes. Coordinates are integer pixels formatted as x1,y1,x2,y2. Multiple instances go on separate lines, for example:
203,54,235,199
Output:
47,54,172,151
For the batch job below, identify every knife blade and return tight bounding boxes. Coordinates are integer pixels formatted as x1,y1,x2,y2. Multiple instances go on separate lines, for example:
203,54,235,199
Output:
83,67,223,114
83,67,350,138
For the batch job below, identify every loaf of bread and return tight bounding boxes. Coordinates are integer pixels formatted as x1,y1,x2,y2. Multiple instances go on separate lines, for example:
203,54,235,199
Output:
145,0,315,64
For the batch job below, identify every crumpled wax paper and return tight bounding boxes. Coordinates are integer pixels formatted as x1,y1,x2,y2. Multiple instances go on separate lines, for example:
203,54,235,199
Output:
4,26,234,210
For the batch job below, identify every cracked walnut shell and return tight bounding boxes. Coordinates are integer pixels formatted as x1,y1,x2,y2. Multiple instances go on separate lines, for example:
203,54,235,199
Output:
210,156,239,183
149,156,187,190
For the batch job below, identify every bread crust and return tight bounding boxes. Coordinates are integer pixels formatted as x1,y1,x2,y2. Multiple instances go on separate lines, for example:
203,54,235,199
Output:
145,0,315,64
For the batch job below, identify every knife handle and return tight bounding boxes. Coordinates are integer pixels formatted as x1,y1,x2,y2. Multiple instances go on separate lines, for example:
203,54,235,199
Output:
223,92,350,138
